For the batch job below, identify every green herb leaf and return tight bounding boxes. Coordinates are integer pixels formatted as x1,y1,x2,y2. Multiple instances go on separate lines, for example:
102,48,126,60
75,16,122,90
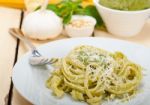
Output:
47,4,60,16
46,0,106,29
63,11,72,24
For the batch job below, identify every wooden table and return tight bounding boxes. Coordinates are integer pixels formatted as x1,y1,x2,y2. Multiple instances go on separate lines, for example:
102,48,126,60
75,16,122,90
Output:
0,7,150,105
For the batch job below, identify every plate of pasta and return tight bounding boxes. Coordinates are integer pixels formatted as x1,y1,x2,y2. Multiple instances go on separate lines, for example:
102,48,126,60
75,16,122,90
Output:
12,37,150,105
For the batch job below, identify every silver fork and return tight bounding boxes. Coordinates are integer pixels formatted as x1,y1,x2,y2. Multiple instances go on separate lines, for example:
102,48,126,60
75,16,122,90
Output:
9,28,58,65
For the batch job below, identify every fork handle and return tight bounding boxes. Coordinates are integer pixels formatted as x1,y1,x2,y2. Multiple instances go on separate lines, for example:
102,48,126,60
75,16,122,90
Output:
9,28,36,51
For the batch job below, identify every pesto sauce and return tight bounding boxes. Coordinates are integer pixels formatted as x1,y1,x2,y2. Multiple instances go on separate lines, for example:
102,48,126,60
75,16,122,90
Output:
99,0,150,11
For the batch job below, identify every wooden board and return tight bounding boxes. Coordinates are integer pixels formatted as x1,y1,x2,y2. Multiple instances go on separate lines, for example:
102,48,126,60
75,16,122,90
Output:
11,88,32,105
95,20,150,47
0,7,21,105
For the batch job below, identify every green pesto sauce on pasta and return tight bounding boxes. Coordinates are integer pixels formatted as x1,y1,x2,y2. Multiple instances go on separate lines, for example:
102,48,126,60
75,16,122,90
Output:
46,45,142,105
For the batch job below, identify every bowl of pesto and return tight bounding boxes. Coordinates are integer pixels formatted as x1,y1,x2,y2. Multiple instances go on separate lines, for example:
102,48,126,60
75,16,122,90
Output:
94,0,150,37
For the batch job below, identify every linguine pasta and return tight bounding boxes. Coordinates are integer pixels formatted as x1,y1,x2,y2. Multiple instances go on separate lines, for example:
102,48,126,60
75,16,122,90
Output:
46,45,142,105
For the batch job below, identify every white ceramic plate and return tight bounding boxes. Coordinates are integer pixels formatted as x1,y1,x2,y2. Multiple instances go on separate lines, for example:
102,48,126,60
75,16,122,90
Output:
12,37,150,105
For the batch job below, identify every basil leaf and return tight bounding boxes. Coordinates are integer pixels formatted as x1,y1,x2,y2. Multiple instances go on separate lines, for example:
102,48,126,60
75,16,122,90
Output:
63,12,72,24
47,4,60,16
46,0,106,29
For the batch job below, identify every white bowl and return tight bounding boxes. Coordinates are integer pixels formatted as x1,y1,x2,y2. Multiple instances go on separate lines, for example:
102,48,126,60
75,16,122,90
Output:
94,0,150,37
65,15,96,37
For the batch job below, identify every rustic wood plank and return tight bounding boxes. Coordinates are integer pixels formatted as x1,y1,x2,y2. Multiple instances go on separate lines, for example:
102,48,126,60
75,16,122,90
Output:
94,20,150,47
0,7,21,105
11,88,32,105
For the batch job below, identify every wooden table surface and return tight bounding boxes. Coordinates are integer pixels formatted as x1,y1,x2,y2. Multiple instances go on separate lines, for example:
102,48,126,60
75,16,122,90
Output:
0,7,150,105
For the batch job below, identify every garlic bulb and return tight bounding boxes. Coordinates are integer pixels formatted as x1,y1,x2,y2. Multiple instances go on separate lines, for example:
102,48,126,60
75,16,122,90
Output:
22,0,63,40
